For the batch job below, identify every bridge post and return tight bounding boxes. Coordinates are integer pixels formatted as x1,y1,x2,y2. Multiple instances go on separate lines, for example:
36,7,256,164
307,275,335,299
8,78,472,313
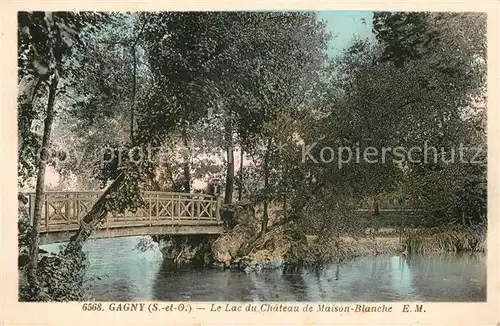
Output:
66,193,70,226
44,194,49,231
216,196,221,222
148,196,152,227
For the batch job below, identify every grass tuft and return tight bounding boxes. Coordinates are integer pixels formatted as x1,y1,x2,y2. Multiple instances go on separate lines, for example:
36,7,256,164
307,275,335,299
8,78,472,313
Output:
403,225,486,254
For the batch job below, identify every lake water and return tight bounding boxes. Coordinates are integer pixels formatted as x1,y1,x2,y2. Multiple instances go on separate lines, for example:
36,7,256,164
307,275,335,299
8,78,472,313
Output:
42,236,486,302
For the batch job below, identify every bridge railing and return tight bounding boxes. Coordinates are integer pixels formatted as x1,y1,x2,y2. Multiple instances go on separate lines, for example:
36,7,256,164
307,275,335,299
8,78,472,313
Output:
21,191,222,233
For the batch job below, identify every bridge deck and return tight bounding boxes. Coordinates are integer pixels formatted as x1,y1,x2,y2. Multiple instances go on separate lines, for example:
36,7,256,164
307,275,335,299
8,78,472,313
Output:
21,191,224,244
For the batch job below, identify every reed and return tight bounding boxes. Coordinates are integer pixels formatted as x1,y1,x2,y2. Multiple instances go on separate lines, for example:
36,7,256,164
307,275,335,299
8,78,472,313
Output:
403,225,486,254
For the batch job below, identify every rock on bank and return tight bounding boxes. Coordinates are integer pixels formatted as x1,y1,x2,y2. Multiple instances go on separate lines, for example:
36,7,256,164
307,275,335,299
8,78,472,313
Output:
211,202,401,271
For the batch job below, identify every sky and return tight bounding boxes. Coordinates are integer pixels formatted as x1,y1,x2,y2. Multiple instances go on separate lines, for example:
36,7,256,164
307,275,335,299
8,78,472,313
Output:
317,11,374,56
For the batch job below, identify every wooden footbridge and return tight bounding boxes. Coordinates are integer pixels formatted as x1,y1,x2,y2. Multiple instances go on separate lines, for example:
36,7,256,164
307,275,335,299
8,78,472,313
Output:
21,191,224,245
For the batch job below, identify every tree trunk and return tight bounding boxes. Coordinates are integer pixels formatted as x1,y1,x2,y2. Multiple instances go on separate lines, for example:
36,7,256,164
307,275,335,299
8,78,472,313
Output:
130,47,137,146
181,127,191,193
373,195,380,216
283,193,287,219
241,179,326,257
224,117,234,205
164,162,181,192
65,172,126,254
238,146,244,201
282,160,287,220
260,137,272,237
182,162,191,193
272,181,325,229
399,214,404,243
27,73,59,295
129,18,146,146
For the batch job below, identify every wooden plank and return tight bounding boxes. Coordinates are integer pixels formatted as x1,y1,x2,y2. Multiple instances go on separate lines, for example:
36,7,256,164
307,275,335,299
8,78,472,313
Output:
26,191,101,196
26,190,215,199
39,225,224,245
145,191,215,199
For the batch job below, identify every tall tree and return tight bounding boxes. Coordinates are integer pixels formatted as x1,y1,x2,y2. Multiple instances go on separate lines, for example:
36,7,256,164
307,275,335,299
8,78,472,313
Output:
18,11,107,297
141,12,330,207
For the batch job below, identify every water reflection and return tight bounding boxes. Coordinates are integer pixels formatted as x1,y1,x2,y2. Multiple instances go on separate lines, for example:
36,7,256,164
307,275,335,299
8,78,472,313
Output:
389,256,416,300
42,237,486,302
407,253,486,302
91,278,135,301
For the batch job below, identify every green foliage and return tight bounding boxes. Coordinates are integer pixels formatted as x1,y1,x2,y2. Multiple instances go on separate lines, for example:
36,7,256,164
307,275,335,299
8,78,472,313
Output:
17,11,110,187
310,11,488,229
139,12,330,147
19,250,90,302
372,12,432,67
18,199,32,247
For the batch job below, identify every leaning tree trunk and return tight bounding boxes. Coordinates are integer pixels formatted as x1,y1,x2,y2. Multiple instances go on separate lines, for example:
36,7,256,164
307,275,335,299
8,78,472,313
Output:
64,172,126,254
27,72,59,294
